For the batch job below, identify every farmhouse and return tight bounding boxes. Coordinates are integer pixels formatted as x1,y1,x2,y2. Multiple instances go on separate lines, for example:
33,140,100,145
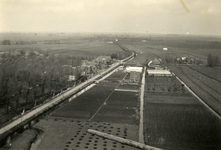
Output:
147,69,172,76
148,58,161,69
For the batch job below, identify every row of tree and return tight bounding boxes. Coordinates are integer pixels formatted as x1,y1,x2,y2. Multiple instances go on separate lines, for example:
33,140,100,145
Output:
0,51,85,114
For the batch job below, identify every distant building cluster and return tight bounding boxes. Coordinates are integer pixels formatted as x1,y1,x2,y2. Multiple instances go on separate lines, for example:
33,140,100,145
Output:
64,56,112,81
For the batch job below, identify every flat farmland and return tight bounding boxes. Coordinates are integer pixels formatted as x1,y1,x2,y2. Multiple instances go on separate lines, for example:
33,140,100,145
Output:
0,41,125,57
146,76,189,94
93,91,139,125
50,83,118,119
121,35,221,63
34,119,139,150
169,65,221,115
144,75,221,150
33,69,141,150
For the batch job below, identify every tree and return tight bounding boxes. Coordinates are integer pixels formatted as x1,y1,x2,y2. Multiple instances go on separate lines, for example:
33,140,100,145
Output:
111,53,118,59
2,40,11,45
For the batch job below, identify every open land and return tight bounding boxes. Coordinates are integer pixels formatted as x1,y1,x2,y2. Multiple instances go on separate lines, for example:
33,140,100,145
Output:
118,35,221,149
33,69,141,150
1,33,221,150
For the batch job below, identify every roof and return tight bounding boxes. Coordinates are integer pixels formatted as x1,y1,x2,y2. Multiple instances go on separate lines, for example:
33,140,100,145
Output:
148,58,161,67
152,58,161,65
147,69,171,75
125,66,143,73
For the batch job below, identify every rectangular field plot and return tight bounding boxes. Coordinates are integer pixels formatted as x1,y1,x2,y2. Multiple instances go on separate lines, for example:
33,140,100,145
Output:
50,84,117,119
93,91,139,125
105,70,128,81
145,76,189,94
144,103,221,150
117,83,140,90
145,93,200,105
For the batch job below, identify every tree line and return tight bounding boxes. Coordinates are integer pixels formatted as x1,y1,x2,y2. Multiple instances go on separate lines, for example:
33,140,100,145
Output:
0,51,86,114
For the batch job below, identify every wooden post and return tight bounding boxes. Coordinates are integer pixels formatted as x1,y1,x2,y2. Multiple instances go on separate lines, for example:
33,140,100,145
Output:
87,129,163,150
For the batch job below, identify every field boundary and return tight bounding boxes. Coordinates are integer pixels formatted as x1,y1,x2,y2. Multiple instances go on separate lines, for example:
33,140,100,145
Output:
114,89,139,92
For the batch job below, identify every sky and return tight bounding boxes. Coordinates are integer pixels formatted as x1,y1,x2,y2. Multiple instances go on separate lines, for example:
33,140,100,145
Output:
0,0,221,35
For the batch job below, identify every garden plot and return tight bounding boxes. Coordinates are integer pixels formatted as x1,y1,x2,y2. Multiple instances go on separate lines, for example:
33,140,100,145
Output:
144,75,221,150
105,70,128,81
146,76,188,93
116,84,140,91
93,91,139,125
34,119,139,150
50,84,117,119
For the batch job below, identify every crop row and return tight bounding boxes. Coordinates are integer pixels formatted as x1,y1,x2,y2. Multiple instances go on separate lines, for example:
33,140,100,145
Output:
169,66,221,115
94,91,139,125
188,66,221,83
144,94,199,105
50,84,116,119
144,103,221,149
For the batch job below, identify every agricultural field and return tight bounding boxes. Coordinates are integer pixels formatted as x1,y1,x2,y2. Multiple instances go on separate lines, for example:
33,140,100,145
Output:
34,119,139,150
169,65,221,116
93,91,139,125
144,75,221,150
50,83,118,119
32,68,141,150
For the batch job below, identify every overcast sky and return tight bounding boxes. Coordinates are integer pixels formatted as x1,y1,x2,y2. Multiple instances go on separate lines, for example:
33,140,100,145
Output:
0,0,221,35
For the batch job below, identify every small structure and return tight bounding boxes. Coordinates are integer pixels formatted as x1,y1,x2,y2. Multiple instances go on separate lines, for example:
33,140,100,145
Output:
147,69,172,76
125,66,143,73
163,48,168,51
68,75,76,81
148,58,161,69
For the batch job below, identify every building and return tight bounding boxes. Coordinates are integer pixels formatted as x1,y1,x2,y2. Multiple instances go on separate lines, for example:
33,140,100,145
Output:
147,69,172,76
68,75,76,81
148,58,161,69
125,66,143,73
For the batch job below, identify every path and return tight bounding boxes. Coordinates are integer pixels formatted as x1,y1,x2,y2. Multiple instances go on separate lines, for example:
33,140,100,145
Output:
139,66,146,144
